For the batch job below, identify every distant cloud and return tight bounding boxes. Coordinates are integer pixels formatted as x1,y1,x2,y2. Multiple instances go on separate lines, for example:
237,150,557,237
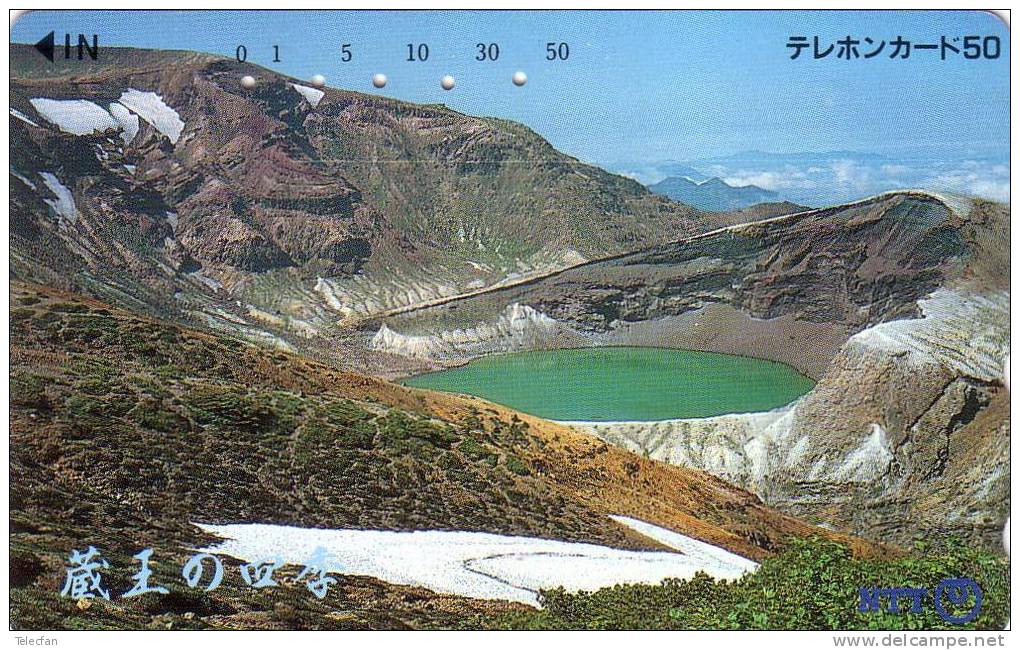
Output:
880,164,909,176
927,170,1009,203
614,165,668,185
829,159,874,195
721,169,815,192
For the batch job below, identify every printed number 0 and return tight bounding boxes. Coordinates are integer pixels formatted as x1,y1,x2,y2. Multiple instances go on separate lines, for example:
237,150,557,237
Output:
963,35,1001,59
236,45,247,62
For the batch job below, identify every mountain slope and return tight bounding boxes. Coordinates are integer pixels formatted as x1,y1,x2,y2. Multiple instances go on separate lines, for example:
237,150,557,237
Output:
9,41,1009,629
10,44,716,344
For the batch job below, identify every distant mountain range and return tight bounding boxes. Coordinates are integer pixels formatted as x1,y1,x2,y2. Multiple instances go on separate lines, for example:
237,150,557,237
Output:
612,149,1009,207
647,176,779,212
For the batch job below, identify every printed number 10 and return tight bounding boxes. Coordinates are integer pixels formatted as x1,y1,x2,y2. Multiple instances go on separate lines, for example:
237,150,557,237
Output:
407,43,429,61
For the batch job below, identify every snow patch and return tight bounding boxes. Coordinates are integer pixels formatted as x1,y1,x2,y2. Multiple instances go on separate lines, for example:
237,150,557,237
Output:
117,89,184,144
11,168,37,189
290,83,325,108
850,288,1010,382
609,516,759,575
10,108,39,127
29,98,119,135
194,516,757,607
38,172,78,224
108,102,140,145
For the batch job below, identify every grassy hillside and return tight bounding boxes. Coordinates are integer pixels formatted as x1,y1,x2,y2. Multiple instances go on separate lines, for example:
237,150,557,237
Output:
11,282,885,629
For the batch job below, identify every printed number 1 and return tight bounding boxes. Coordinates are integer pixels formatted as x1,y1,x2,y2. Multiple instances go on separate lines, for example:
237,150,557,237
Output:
273,45,280,63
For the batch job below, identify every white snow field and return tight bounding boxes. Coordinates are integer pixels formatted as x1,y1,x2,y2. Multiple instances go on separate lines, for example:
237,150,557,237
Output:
117,89,185,143
196,516,757,606
291,83,325,108
11,169,37,190
28,98,120,135
28,91,184,144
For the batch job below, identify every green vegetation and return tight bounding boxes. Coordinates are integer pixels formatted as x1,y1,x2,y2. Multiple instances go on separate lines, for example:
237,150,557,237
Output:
10,298,593,541
484,538,1009,630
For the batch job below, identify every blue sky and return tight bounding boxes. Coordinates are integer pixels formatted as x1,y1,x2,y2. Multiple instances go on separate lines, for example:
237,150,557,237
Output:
12,10,1009,187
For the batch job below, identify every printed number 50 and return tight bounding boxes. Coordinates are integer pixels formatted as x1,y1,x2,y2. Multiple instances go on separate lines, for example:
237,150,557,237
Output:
963,35,1000,59
546,42,569,60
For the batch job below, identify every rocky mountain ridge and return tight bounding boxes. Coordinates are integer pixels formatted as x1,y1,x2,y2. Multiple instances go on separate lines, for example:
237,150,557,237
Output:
9,43,1010,553
371,191,1010,547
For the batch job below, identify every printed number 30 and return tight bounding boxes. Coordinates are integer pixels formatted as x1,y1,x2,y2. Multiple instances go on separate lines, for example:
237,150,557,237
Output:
476,43,499,61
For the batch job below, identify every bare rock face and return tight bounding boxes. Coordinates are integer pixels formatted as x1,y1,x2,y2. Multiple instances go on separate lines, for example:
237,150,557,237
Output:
570,313,1008,548
370,302,564,359
174,179,294,272
508,193,967,333
777,288,1009,546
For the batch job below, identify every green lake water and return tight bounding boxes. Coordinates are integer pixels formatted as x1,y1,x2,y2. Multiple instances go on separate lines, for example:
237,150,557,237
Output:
402,346,815,421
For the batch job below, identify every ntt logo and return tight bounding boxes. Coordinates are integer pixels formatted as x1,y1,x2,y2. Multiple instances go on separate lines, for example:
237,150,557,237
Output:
858,578,983,624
